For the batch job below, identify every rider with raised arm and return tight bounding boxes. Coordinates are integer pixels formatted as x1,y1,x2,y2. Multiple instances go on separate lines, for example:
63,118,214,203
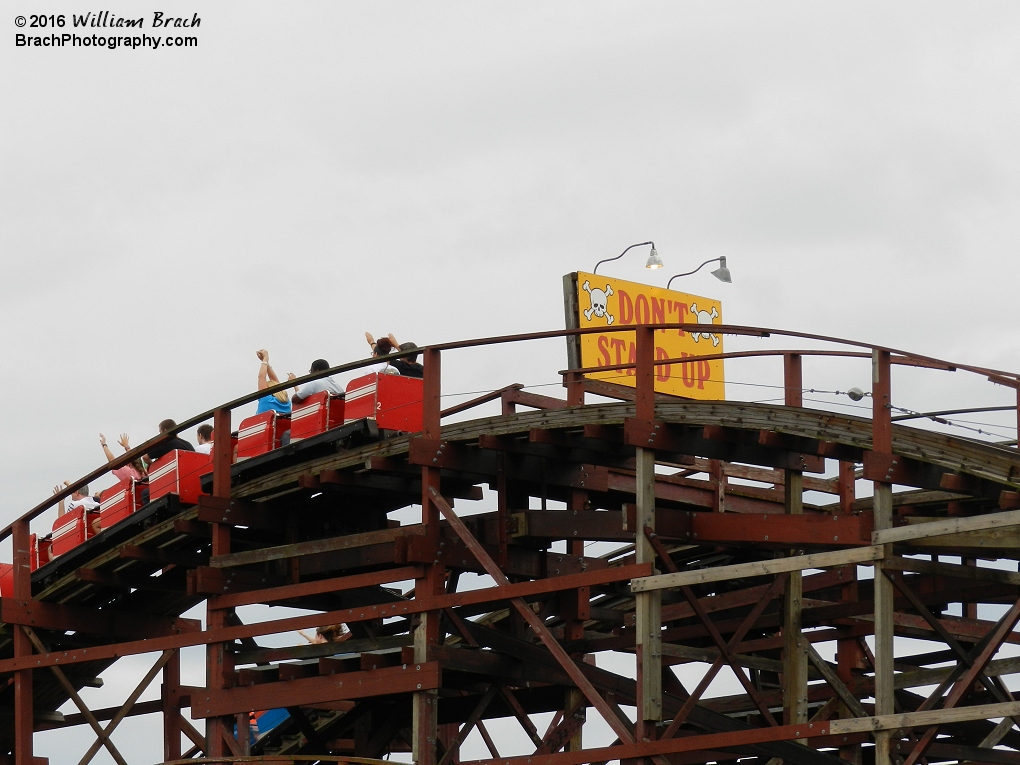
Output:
99,433,147,482
255,349,291,416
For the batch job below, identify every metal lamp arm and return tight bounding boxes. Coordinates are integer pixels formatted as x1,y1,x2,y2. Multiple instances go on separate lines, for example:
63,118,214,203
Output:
592,241,655,275
666,258,723,290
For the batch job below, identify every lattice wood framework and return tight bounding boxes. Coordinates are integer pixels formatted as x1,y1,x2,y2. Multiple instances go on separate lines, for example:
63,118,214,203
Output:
3,323,1020,765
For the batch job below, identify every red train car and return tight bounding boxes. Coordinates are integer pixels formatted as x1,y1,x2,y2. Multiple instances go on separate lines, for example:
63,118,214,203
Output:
0,563,13,597
29,533,51,571
290,391,345,442
148,450,212,505
50,506,99,557
236,412,290,460
99,478,146,530
344,373,423,432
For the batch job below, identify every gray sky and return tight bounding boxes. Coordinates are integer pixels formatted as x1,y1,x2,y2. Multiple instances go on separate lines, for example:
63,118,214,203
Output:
4,2,1020,761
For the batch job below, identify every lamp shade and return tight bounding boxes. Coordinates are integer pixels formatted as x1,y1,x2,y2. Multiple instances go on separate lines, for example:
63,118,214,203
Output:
645,247,663,269
710,256,731,283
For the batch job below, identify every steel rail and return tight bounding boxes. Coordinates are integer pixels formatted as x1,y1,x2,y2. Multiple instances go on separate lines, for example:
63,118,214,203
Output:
558,348,957,378
891,405,1018,422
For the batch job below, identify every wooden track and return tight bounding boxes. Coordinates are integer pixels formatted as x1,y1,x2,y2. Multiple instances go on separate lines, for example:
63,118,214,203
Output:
4,380,1020,763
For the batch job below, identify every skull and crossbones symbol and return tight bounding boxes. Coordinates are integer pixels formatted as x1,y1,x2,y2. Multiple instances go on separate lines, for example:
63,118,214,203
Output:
689,302,720,347
582,280,615,324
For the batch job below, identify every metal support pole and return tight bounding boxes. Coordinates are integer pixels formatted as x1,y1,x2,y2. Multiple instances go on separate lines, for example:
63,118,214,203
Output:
12,519,33,765
871,349,895,765
782,354,807,731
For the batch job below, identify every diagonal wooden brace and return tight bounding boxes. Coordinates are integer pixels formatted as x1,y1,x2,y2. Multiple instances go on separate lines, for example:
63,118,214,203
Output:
535,695,587,755
902,594,1020,765
886,569,1020,719
428,486,636,745
21,626,129,765
804,642,866,718
180,716,207,754
681,583,780,726
77,649,175,765
438,685,500,765
660,574,788,739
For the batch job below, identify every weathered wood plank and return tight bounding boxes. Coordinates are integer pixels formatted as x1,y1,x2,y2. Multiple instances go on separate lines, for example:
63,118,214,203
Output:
209,525,426,568
630,546,884,592
873,509,1020,545
829,700,1020,734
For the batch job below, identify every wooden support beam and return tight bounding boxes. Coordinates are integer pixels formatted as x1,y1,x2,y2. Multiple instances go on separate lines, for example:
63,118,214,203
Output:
212,565,423,609
194,495,275,529
21,627,129,765
659,574,788,739
163,650,182,761
871,348,895,765
900,595,1020,765
427,486,637,746
207,407,234,761
630,546,884,591
76,650,174,765
437,686,499,765
0,598,200,639
873,508,1020,545
74,567,185,593
456,719,831,765
882,556,1020,586
414,346,444,765
118,544,208,568
193,661,440,718
12,518,33,765
783,354,809,734
804,642,866,718
634,443,662,728
0,560,640,674
829,700,1020,735
209,524,424,568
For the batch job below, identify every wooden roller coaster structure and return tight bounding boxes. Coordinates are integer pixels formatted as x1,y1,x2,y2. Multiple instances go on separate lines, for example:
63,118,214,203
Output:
4,322,1020,765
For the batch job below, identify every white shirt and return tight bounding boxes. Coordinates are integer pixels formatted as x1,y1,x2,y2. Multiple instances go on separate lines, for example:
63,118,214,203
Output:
294,375,344,402
67,496,100,513
195,442,213,454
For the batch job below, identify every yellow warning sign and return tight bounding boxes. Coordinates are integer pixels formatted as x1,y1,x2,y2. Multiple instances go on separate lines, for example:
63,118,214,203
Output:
575,271,725,400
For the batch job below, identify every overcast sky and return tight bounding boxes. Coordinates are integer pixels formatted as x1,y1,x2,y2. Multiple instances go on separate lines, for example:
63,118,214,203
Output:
4,2,1020,761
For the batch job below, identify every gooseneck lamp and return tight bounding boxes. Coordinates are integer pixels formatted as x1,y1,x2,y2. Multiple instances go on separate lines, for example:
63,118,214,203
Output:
592,241,661,274
666,256,732,290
